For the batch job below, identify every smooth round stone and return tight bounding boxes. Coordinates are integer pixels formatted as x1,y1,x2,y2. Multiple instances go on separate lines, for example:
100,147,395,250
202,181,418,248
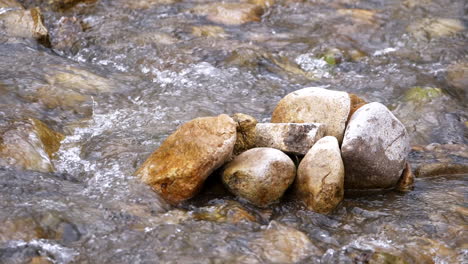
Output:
222,147,296,207
341,102,410,190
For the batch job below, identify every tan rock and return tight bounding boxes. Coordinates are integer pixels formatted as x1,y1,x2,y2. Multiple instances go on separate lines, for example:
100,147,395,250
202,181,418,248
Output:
250,221,321,263
271,87,351,143
0,7,48,41
135,114,237,204
0,118,64,172
232,113,258,155
35,85,92,116
193,3,264,25
222,147,296,207
407,18,464,40
192,25,227,38
255,123,325,155
45,65,115,93
0,0,23,8
395,162,414,192
120,0,180,9
295,136,344,214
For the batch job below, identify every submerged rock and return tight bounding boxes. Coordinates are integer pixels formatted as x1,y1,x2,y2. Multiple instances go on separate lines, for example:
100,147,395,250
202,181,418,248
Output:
0,118,64,173
45,65,115,93
0,0,23,8
295,136,344,214
271,87,350,143
342,102,410,190
410,144,468,177
250,221,321,263
192,200,257,224
232,113,257,155
192,25,227,38
0,7,48,43
50,16,83,55
446,62,468,101
135,114,237,205
395,162,414,192
222,148,295,207
193,3,264,25
255,123,325,155
47,0,97,10
120,0,180,9
407,18,465,40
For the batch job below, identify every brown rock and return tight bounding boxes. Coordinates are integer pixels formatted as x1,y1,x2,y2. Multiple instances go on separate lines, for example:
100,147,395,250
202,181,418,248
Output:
395,162,414,191
192,200,257,224
415,163,468,178
0,118,64,172
295,136,344,214
29,257,53,264
232,113,257,155
193,3,264,25
255,123,325,155
271,87,351,143
135,114,237,204
222,147,296,207
348,93,366,121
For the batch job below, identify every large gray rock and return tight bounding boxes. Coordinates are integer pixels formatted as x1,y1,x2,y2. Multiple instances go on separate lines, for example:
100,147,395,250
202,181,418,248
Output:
255,123,325,155
135,114,237,205
222,148,296,207
295,136,344,214
271,87,350,143
341,102,410,190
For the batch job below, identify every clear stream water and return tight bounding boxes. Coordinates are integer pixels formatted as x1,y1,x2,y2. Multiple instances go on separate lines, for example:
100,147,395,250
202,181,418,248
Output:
0,0,467,263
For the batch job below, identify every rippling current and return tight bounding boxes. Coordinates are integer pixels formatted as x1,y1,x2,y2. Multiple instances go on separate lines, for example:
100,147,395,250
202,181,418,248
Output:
0,0,467,263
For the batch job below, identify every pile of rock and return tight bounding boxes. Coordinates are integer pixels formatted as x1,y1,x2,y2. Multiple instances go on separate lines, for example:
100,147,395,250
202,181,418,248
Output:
135,87,413,214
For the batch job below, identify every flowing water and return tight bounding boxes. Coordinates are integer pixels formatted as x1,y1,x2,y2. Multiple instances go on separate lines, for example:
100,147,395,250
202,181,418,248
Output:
0,0,467,263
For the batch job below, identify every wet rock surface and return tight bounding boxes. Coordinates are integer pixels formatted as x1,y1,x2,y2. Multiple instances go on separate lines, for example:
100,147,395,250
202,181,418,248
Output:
342,102,411,190
222,147,296,207
0,6,48,43
250,221,322,263
135,114,237,204
192,3,264,26
409,144,468,178
295,136,344,214
0,118,64,172
255,122,325,155
271,87,350,143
